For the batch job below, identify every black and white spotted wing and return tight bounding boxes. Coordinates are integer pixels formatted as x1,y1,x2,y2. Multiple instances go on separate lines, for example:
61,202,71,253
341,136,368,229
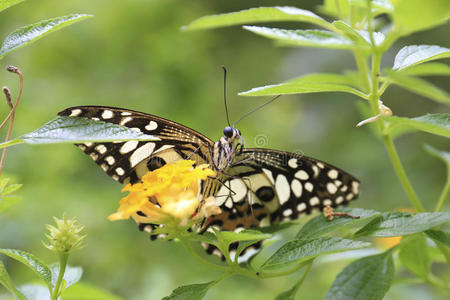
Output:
58,106,359,238
204,148,359,232
58,106,214,185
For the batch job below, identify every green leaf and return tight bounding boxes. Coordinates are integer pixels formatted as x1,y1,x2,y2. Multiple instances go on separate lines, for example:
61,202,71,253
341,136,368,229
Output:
217,229,271,246
0,14,93,58
425,230,450,248
214,229,270,259
332,21,368,45
324,251,394,300
243,26,357,50
0,179,21,213
333,21,385,47
399,234,430,279
0,261,26,300
239,73,367,98
18,284,50,300
215,229,270,259
354,212,450,237
0,178,9,190
274,287,297,300
235,239,262,260
394,63,450,77
0,0,25,13
182,6,333,31
50,264,82,289
391,0,450,35
296,208,380,239
188,231,218,246
260,237,370,271
0,249,52,288
0,261,14,292
381,114,450,138
386,72,450,104
1,183,22,196
258,221,297,234
0,116,159,149
392,45,450,70
162,281,216,300
232,224,297,257
62,282,124,300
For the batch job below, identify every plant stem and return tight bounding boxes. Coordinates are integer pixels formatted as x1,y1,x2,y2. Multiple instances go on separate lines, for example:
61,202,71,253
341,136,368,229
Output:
381,135,425,212
436,243,450,264
0,108,15,177
427,273,450,291
51,252,69,300
362,28,425,212
291,261,313,296
0,67,24,177
212,272,232,286
435,172,449,212
180,239,229,272
258,260,312,279
378,81,391,95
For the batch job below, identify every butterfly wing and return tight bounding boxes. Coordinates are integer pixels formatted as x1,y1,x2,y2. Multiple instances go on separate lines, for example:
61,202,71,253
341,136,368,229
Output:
204,148,359,231
58,106,215,185
58,106,360,256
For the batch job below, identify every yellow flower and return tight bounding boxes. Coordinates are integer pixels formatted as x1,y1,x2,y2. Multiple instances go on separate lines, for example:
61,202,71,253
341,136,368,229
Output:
375,236,402,249
108,160,218,225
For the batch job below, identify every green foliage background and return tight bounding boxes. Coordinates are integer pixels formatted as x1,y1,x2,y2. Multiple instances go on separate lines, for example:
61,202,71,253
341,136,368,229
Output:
0,0,448,299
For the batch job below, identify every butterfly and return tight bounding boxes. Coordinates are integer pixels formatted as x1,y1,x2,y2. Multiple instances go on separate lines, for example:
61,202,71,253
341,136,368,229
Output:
58,106,360,254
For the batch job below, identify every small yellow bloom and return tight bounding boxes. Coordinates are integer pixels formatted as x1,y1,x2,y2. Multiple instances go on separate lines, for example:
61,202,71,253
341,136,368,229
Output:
108,160,218,225
375,236,402,249
43,214,86,253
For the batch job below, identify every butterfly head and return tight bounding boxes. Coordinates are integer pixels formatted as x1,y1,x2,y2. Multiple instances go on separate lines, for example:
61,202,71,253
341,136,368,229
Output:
223,126,240,140
213,126,244,170
223,126,243,149
222,125,244,155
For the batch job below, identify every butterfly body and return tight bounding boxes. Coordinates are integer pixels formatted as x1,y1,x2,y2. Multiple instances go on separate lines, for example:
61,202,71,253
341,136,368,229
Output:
58,106,360,235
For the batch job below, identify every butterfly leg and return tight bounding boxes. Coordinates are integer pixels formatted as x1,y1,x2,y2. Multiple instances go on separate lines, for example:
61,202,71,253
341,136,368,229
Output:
209,176,237,199
196,177,236,227
228,155,256,168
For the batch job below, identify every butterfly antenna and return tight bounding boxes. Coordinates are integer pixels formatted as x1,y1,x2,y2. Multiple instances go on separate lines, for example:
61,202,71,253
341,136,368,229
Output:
233,95,281,127
221,66,231,127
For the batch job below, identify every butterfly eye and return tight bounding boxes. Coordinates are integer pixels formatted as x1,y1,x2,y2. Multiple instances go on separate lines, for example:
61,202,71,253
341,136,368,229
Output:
223,126,233,138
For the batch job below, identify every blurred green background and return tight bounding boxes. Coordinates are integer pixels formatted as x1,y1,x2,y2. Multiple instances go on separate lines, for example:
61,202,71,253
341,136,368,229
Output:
0,0,448,299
